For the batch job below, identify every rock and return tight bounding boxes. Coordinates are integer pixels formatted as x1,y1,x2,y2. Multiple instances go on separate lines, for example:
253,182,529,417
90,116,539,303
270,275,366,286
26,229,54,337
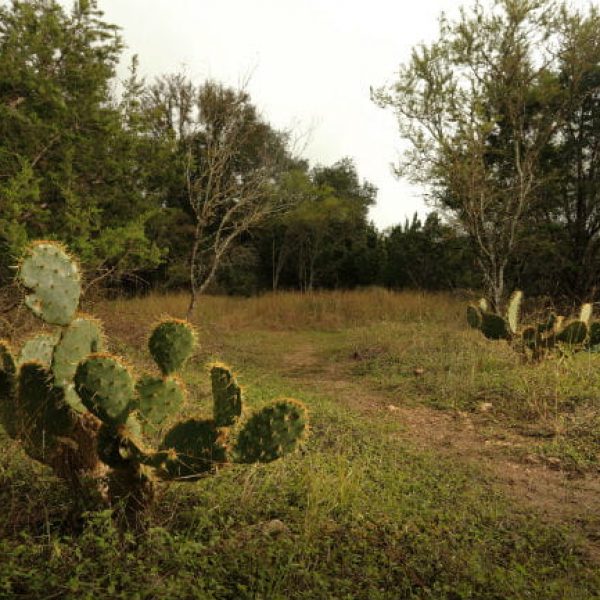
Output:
259,519,290,537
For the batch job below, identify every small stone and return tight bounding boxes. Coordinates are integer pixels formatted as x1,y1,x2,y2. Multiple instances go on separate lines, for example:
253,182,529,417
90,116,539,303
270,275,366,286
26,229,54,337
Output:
478,402,493,412
260,519,289,537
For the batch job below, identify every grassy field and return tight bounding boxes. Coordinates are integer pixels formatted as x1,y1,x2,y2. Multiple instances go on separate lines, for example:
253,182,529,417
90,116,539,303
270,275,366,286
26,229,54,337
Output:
2,288,600,599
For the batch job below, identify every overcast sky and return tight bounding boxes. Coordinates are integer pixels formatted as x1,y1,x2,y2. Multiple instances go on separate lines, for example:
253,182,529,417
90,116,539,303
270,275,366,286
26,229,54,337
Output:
74,0,591,229
61,0,462,230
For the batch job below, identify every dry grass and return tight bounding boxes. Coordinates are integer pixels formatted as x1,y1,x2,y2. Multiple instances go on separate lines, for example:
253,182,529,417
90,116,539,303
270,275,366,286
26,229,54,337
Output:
98,288,465,334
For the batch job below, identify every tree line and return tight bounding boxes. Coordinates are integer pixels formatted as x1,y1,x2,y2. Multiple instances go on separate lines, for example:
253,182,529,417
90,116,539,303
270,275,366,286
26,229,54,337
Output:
1,0,599,305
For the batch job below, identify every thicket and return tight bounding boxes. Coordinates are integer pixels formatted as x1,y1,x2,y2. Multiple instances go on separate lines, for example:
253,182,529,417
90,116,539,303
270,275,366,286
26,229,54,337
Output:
0,0,599,302
0,240,308,526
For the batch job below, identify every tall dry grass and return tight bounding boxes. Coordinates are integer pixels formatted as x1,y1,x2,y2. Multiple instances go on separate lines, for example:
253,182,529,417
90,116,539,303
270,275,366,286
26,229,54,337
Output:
98,287,466,338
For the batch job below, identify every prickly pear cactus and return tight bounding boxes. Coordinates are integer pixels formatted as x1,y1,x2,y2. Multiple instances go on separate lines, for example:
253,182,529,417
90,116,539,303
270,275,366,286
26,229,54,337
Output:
506,291,522,335
466,290,595,360
466,292,518,342
466,305,482,330
70,322,308,521
78,326,306,477
1,240,309,525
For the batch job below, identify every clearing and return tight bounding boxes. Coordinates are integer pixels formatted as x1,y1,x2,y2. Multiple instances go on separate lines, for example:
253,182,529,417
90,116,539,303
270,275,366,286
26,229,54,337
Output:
2,289,600,599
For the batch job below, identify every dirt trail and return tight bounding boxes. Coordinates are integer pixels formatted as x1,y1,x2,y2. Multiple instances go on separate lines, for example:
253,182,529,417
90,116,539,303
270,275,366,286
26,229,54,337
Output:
282,343,600,561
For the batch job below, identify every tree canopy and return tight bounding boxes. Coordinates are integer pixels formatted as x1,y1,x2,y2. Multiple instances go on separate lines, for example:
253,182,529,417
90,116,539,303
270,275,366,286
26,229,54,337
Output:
3,0,600,303
374,0,600,307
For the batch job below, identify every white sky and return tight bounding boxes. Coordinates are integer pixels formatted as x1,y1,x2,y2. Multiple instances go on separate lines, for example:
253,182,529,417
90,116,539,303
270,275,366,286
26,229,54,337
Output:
74,0,592,229
69,0,463,231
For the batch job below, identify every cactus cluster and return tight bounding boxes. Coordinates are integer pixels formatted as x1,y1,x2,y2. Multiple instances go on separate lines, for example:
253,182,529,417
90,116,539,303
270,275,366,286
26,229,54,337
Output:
0,241,309,523
466,290,597,359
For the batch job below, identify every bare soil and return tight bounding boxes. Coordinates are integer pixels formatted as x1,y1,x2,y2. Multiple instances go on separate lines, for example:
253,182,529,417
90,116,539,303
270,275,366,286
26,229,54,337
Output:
282,342,600,561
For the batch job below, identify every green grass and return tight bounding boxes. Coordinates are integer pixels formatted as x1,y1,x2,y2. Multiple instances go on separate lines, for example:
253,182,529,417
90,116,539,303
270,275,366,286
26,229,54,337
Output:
2,387,598,598
2,290,600,598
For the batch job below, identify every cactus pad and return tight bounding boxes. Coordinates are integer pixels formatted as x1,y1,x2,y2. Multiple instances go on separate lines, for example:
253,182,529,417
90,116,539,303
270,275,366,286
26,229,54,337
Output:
555,321,588,345
478,298,490,312
97,416,144,468
18,241,81,326
135,375,186,433
588,321,600,347
480,313,511,340
211,364,242,427
580,303,593,324
19,332,61,367
160,418,227,478
62,385,87,413
521,326,539,349
506,290,523,334
74,354,135,425
16,362,74,459
233,399,308,463
148,319,195,375
466,305,482,329
52,316,104,388
537,312,557,333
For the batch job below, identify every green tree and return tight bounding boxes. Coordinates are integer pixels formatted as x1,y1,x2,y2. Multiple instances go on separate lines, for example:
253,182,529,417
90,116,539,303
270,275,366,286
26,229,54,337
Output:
382,212,478,290
0,0,163,287
537,5,600,298
373,0,578,309
254,158,380,291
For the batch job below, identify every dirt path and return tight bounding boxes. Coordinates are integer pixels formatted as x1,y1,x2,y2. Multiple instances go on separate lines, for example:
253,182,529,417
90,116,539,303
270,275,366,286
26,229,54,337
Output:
282,342,600,561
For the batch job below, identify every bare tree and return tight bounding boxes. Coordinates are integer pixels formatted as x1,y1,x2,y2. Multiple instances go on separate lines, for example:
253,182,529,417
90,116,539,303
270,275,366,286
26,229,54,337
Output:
146,77,294,317
183,82,295,317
